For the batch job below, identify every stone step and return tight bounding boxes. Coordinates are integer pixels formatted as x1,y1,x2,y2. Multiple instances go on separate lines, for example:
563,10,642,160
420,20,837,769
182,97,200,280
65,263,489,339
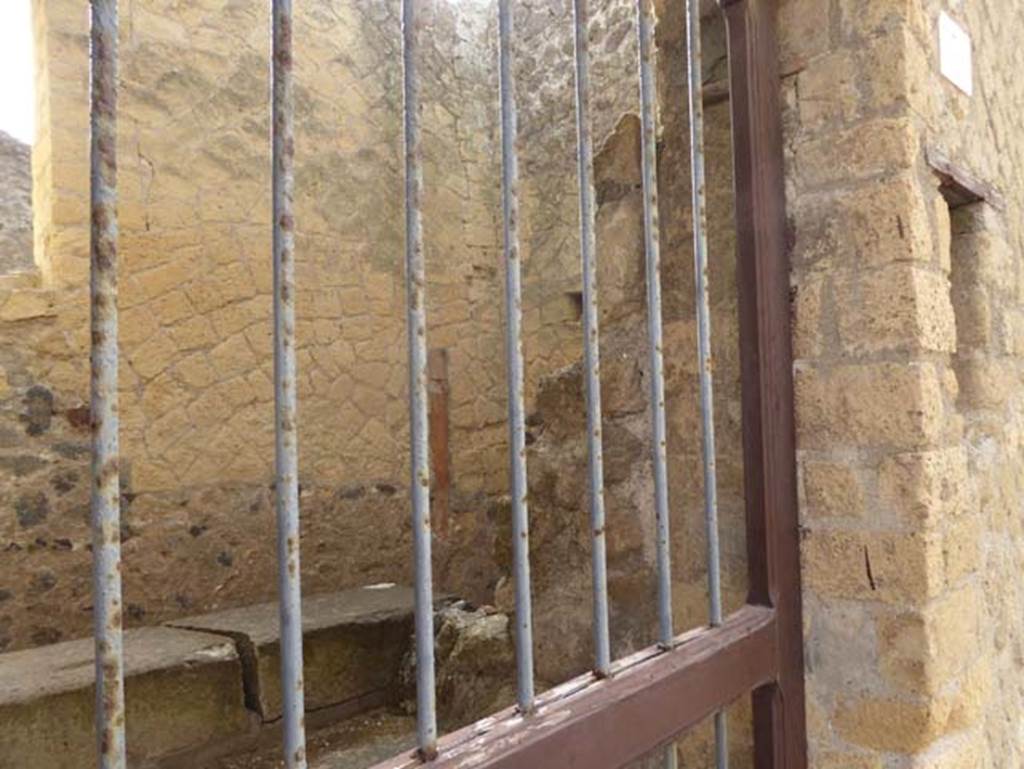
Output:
167,584,417,722
0,626,252,769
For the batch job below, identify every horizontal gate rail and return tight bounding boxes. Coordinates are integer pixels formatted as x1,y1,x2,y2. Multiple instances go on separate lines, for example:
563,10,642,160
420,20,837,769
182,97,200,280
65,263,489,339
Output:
369,605,776,769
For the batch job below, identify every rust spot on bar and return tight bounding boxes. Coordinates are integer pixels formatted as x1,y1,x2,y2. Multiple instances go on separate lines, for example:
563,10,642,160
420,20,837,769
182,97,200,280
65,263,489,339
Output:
418,745,439,763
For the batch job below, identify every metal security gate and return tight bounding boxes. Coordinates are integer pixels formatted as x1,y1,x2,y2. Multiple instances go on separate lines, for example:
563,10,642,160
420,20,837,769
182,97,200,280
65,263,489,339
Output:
84,0,804,767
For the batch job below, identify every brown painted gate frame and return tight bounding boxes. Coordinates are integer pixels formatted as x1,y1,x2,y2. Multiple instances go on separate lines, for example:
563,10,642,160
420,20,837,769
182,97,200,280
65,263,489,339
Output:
375,0,804,766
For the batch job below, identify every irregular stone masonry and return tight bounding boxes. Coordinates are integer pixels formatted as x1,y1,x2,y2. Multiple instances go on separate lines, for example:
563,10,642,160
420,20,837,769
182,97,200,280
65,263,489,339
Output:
5,0,1024,767
13,0,741,668
12,0,624,651
12,0,751,764
0,132,33,276
9,1,756,763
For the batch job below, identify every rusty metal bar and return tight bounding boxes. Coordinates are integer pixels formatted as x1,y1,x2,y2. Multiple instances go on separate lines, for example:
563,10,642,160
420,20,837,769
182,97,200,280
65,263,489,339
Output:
89,2,126,766
368,605,776,769
401,0,438,757
271,2,308,767
571,0,612,679
635,0,674,651
497,0,535,714
685,0,727,764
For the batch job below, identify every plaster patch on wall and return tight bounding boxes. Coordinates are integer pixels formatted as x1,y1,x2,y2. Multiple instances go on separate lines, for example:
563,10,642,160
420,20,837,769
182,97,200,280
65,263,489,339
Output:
939,12,973,96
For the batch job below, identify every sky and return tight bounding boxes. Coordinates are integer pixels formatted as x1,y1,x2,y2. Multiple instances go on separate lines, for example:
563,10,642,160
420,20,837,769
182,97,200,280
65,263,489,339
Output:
0,1,35,144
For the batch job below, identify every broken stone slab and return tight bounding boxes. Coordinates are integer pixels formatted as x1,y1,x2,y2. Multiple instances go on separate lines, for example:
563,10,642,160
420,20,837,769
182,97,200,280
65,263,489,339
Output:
168,584,422,722
0,626,251,769
398,601,516,731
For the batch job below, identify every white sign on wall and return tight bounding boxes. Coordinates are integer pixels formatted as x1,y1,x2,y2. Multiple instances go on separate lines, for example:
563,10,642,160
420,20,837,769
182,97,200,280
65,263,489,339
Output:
939,11,973,96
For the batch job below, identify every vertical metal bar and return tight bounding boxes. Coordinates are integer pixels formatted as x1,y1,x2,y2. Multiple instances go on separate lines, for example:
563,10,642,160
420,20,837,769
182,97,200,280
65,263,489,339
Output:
570,0,612,678
498,0,536,714
401,0,438,758
271,2,308,767
89,2,125,767
685,0,726,766
635,0,674,651
662,745,677,769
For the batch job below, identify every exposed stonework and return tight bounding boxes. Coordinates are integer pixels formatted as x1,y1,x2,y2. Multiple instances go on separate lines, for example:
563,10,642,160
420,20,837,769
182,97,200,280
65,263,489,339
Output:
9,0,743,677
488,5,752,764
8,0,591,651
0,132,34,275
10,1,759,762
7,0,1024,766
397,600,517,732
783,0,1024,766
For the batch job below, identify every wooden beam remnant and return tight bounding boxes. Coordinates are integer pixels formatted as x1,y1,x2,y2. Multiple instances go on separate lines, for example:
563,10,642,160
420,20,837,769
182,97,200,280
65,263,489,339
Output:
427,347,450,538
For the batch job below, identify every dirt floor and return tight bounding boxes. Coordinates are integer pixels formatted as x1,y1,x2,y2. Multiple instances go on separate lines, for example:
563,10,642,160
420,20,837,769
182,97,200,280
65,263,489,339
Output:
214,709,417,769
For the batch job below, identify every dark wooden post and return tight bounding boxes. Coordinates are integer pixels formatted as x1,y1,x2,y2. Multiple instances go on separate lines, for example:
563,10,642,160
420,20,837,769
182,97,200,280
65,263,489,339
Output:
723,0,808,767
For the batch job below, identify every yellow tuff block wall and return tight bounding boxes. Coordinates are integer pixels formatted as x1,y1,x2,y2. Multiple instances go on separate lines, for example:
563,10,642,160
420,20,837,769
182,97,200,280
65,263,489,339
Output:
783,0,1024,766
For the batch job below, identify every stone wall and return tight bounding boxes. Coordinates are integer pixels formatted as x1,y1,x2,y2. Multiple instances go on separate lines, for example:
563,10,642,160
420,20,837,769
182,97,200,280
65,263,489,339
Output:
9,3,758,763
8,0,514,651
11,0,1024,766
932,7,1024,764
0,132,33,275
782,0,1024,766
5,0,750,693
492,3,754,764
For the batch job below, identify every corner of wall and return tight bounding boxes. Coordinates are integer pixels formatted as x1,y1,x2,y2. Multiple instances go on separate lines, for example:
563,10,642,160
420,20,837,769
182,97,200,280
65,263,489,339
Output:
781,0,986,764
30,0,90,290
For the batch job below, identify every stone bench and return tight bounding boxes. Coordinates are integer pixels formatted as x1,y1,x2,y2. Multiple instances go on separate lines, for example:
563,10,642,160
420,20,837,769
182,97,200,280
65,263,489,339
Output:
0,626,250,769
167,584,417,721
0,585,420,768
